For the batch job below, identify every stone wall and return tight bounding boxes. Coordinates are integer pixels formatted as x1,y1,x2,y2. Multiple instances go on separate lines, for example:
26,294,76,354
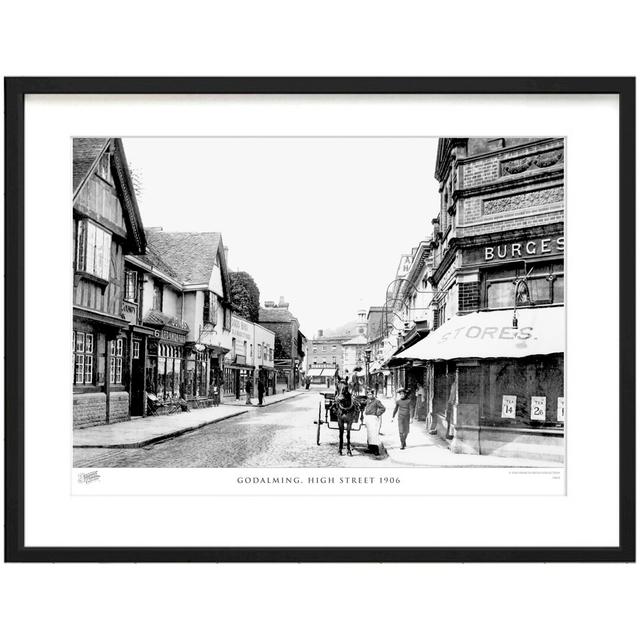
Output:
109,391,130,423
73,392,107,429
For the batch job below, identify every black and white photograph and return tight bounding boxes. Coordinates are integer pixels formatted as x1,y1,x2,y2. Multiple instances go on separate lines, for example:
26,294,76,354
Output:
71,135,566,473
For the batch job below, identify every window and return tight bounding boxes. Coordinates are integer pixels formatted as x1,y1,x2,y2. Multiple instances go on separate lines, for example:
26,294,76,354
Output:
223,307,232,331
132,340,141,359
152,282,163,311
124,270,138,302
312,347,317,353
269,347,273,361
231,338,236,358
332,345,336,351
109,338,124,385
203,291,219,326
96,153,112,184
250,343,253,358
484,261,564,310
73,331,94,385
76,219,111,280
258,344,262,359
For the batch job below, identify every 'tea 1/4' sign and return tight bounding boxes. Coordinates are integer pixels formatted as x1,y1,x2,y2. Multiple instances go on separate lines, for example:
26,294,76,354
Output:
530,396,546,421
557,397,565,422
501,395,517,418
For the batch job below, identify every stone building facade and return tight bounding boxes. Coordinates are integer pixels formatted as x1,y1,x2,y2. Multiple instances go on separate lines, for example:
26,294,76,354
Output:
420,137,565,461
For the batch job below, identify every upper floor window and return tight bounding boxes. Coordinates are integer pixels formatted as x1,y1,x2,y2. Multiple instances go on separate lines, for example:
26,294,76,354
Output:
258,344,262,359
483,261,564,309
96,153,113,184
223,307,232,331
203,291,218,326
152,282,163,311
76,219,111,281
231,338,236,357
124,269,138,302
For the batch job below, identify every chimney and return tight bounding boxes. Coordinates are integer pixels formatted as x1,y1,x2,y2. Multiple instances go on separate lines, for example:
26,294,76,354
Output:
317,329,323,338
264,301,275,308
278,296,289,308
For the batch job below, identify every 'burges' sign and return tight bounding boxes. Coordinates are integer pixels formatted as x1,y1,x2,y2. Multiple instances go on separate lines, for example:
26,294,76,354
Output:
483,236,564,262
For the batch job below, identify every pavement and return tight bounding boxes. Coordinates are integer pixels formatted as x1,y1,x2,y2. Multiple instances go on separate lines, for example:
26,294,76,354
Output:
73,390,303,449
73,389,559,468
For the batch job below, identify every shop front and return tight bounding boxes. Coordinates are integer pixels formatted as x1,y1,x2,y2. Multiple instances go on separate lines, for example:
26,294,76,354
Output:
143,313,190,410
399,306,565,462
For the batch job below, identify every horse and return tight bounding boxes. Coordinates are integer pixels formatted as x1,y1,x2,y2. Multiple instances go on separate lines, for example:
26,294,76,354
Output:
333,378,362,456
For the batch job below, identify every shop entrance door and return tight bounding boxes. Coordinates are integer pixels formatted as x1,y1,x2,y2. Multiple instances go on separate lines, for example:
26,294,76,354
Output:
130,339,145,416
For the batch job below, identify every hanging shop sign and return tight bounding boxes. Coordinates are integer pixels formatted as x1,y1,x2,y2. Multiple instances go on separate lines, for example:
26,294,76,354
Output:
501,395,517,418
530,396,547,421
557,397,565,422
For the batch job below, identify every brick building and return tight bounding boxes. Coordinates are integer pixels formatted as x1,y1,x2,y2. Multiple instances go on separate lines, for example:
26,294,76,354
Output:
399,137,565,461
259,297,305,391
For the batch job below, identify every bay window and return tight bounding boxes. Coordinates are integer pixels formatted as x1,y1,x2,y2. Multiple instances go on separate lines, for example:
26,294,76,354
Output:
76,219,112,280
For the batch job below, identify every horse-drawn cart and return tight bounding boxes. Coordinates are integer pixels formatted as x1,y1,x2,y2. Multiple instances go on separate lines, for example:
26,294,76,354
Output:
314,391,367,445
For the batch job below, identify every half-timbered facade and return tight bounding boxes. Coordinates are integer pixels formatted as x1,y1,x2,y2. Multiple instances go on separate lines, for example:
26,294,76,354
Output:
73,138,146,428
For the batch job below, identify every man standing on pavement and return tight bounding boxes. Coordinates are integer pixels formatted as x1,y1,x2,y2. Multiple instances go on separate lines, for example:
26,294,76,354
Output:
257,373,265,406
245,377,253,405
391,388,412,450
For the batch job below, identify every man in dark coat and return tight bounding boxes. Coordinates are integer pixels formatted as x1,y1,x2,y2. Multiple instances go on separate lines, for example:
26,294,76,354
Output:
257,377,265,406
245,377,253,405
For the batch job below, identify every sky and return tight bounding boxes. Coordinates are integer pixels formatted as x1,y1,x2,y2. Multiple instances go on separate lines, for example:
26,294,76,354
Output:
123,137,440,338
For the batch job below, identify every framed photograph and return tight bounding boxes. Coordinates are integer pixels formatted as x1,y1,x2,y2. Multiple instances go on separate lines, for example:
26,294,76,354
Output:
4,77,635,562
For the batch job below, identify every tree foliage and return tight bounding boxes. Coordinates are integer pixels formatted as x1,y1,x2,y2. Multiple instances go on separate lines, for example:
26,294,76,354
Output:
229,271,260,322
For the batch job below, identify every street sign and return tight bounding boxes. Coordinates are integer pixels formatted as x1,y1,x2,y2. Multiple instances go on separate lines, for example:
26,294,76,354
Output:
557,397,565,422
501,395,517,418
531,396,546,421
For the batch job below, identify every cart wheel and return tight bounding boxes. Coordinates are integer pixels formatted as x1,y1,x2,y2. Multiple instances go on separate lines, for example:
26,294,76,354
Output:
316,402,322,445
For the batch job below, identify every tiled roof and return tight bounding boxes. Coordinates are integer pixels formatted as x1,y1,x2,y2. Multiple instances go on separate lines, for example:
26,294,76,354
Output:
259,306,298,323
146,230,221,285
143,309,189,332
73,138,109,193
137,245,181,281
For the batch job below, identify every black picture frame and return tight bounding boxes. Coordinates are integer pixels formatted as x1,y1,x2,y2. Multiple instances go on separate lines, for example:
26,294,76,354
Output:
4,77,635,563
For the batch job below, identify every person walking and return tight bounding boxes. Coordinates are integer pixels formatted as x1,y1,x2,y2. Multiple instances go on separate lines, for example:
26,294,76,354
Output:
245,377,253,405
364,390,386,456
257,376,265,406
392,388,412,450
414,382,425,421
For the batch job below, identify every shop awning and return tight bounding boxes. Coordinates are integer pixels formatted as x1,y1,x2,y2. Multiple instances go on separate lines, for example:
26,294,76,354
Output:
321,368,337,376
307,368,325,376
397,306,564,361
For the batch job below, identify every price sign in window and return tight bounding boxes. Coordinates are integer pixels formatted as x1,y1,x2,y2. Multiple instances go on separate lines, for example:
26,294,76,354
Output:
501,395,517,419
557,397,565,422
531,396,547,421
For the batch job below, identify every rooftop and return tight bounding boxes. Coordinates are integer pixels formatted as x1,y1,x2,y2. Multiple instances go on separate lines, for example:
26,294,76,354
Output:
146,230,222,285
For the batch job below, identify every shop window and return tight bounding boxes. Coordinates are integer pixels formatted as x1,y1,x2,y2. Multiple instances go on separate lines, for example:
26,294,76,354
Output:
73,331,94,385
109,338,124,385
76,219,111,280
433,361,450,416
124,270,138,302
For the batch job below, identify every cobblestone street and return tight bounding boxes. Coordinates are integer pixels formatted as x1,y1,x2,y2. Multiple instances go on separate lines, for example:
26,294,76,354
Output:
74,390,555,468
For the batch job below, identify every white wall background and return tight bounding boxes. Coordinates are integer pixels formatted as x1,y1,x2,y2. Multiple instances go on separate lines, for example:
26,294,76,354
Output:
1,3,638,640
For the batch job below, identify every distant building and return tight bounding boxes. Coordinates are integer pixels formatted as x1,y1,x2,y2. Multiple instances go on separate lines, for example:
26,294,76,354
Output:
259,297,304,391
